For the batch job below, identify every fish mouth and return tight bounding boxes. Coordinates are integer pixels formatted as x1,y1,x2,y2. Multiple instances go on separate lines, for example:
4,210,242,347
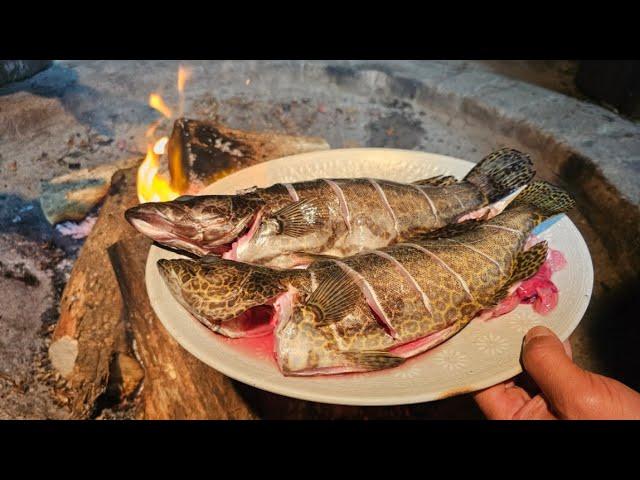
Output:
125,203,197,243
216,304,278,338
126,203,262,257
210,288,296,339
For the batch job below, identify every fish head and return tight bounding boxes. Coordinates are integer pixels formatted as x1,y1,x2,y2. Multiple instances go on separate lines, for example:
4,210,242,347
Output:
157,256,288,337
125,195,263,257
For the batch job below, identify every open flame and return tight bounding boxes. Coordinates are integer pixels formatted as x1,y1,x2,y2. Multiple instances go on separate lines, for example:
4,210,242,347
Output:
177,65,192,117
137,136,179,203
138,65,193,203
149,93,172,118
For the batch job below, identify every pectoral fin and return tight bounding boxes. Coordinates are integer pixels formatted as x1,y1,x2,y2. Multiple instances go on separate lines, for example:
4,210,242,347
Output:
412,175,457,187
305,268,360,326
271,197,328,237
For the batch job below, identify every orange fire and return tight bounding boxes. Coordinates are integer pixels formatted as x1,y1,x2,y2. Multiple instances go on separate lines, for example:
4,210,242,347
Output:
138,65,194,203
149,93,173,118
137,136,180,203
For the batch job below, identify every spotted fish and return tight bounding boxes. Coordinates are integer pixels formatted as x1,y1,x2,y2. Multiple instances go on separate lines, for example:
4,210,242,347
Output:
158,181,575,376
128,149,534,268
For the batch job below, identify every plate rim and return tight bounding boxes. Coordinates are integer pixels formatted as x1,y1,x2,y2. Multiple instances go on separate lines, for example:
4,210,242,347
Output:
145,147,594,406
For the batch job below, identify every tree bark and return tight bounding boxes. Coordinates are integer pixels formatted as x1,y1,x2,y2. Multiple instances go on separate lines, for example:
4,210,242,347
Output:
40,157,140,225
48,165,142,418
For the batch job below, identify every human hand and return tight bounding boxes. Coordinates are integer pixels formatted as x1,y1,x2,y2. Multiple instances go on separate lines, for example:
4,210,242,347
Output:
473,326,640,419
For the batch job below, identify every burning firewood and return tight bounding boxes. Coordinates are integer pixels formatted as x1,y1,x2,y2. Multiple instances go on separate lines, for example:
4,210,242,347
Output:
47,167,142,417
166,117,329,194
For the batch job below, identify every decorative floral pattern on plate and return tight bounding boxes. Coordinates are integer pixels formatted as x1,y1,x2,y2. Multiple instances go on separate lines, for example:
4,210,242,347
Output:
508,314,544,334
392,365,423,379
434,349,468,371
473,333,509,356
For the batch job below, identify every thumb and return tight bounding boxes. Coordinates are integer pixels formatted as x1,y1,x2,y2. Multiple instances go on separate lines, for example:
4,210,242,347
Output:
522,326,591,418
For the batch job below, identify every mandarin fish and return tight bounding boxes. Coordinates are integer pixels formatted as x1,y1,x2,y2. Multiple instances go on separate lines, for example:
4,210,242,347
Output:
128,148,534,268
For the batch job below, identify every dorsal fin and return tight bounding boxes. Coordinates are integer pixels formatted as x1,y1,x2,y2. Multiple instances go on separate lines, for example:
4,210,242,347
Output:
412,175,457,187
270,197,328,237
305,268,360,326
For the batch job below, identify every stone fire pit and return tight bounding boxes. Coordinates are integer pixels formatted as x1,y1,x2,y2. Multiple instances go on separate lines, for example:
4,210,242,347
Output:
0,60,638,419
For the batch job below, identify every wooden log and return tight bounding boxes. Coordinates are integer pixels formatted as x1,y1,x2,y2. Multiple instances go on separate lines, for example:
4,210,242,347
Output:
167,117,330,194
108,235,256,419
48,165,142,418
40,157,140,225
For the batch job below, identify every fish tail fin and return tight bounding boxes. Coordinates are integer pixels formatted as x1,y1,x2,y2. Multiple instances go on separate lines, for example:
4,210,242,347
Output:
464,148,535,202
508,180,576,219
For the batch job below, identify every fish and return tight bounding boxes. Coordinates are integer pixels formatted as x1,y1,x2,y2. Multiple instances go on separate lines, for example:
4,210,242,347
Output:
128,148,534,268
157,180,575,376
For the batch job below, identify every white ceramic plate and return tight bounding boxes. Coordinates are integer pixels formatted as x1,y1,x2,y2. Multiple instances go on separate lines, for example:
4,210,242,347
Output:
145,148,593,406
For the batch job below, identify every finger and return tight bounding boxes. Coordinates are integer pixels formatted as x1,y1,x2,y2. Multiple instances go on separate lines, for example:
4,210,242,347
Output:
562,339,573,359
522,326,590,418
473,381,531,420
512,394,558,420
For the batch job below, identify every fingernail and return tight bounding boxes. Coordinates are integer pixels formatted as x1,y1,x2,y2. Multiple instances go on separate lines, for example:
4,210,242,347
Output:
523,326,554,346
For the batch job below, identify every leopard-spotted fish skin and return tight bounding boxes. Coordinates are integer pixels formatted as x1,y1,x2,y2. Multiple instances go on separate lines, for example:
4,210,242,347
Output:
127,148,534,267
157,255,310,338
158,181,575,376
277,181,575,375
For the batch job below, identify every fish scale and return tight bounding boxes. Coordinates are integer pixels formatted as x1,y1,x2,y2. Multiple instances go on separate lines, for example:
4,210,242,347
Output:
341,252,430,341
